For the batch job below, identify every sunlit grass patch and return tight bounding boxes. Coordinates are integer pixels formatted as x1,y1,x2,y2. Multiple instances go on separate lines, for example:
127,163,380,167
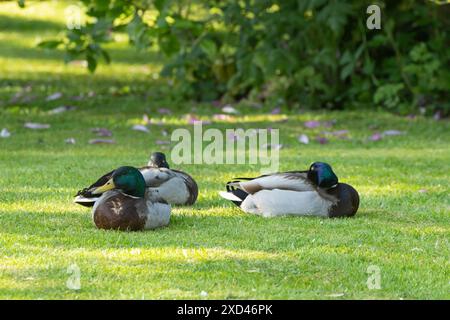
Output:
0,1,449,300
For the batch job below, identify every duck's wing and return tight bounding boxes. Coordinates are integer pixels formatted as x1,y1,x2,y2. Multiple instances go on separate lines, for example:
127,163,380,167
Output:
74,169,115,207
227,171,314,194
140,167,178,187
171,169,198,205
144,169,198,206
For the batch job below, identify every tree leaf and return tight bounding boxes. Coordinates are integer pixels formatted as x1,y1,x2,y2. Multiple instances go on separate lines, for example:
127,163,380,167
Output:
87,55,97,73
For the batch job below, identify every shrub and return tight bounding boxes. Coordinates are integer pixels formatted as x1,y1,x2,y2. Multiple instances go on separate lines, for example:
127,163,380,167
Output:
33,0,450,115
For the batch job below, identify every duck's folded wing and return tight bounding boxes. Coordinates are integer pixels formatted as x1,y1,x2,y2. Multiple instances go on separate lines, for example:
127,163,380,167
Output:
171,169,198,205
140,167,177,187
145,170,198,205
229,171,314,194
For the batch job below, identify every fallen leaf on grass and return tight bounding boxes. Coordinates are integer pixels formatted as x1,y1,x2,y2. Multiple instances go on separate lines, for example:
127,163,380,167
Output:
222,105,239,114
262,143,283,150
46,92,63,101
329,129,349,137
323,120,336,127
271,107,281,114
418,189,428,193
9,86,35,104
89,139,115,144
304,120,321,128
213,114,233,121
1,128,11,138
186,114,212,125
433,111,442,121
155,140,170,145
65,138,76,144
24,122,50,129
132,124,150,133
326,293,345,297
298,134,309,144
142,114,151,125
91,128,112,137
304,120,336,129
158,108,171,115
68,60,88,68
369,130,404,142
247,269,260,273
321,130,349,140
316,136,329,144
48,105,77,115
369,133,383,141
382,130,404,136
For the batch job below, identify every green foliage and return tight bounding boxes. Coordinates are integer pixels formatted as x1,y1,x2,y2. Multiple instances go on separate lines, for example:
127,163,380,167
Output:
30,0,449,114
374,83,405,110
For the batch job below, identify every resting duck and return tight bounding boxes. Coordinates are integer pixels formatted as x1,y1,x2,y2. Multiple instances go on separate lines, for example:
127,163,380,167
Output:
219,162,359,218
90,166,170,231
74,152,198,207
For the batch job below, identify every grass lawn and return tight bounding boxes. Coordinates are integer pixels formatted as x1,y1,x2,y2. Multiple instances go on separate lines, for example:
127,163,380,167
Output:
0,1,449,299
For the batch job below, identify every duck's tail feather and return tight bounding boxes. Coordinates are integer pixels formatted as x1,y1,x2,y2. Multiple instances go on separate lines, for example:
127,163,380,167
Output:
219,180,249,207
73,195,98,207
73,170,115,207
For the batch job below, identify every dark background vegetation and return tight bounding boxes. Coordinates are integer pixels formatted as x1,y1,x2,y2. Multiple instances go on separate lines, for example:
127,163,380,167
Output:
30,0,450,115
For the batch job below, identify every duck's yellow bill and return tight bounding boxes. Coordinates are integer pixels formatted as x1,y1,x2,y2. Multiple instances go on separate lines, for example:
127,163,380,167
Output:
92,179,116,194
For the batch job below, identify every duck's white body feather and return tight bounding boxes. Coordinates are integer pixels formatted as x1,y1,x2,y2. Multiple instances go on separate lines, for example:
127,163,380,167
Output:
239,189,333,217
140,200,171,230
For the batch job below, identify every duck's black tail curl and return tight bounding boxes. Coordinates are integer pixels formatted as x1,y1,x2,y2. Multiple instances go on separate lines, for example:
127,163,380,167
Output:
74,170,115,207
225,180,249,207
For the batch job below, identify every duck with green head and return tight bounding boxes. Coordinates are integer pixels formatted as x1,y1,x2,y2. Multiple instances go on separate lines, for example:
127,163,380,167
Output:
74,151,198,207
219,162,359,218
91,166,171,231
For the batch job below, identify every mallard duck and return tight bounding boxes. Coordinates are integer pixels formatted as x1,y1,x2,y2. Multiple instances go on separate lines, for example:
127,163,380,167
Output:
90,166,171,231
74,152,198,207
219,162,359,218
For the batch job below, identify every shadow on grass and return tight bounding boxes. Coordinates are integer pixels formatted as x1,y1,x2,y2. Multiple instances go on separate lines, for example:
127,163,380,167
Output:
0,203,442,255
0,14,63,33
0,39,162,65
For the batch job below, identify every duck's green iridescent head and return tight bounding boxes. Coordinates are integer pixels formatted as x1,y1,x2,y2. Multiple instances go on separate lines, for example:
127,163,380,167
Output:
308,162,338,189
92,166,146,198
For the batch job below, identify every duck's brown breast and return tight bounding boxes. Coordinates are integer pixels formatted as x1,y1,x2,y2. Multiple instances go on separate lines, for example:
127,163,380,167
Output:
94,193,146,231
